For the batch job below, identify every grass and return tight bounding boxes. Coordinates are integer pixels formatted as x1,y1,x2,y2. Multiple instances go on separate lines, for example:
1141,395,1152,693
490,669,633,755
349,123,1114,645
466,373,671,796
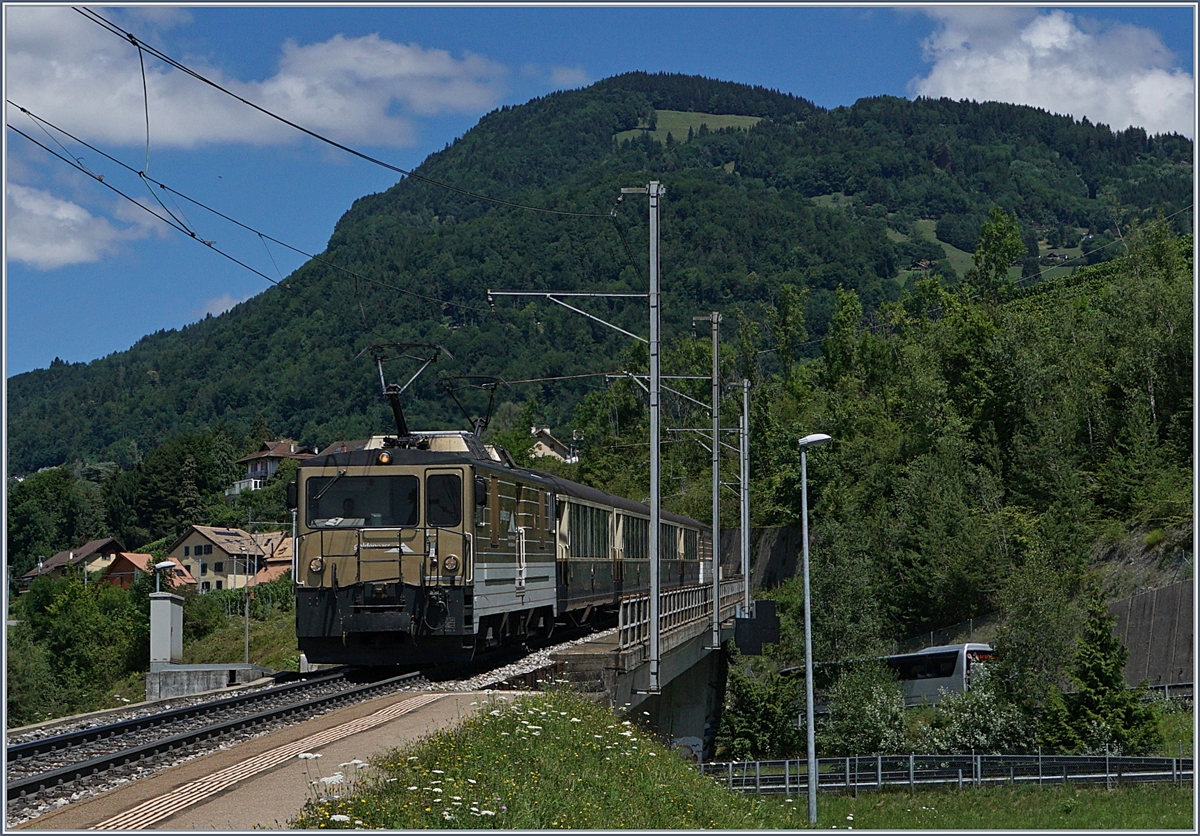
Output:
288,690,1193,830
181,605,299,672
613,109,761,146
804,783,1193,830
1153,698,1193,759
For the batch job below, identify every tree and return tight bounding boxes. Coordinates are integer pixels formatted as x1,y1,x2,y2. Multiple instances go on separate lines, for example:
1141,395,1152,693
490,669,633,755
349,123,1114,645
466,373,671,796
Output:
767,284,808,380
1039,592,1161,754
993,545,1080,710
969,206,1025,300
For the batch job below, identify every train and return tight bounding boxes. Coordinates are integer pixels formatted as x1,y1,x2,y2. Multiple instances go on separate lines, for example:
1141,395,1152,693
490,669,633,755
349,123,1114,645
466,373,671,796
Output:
288,430,714,666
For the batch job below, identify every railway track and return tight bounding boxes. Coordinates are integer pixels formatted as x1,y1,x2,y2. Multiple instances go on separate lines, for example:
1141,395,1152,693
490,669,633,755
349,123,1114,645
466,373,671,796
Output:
5,669,422,806
5,625,614,825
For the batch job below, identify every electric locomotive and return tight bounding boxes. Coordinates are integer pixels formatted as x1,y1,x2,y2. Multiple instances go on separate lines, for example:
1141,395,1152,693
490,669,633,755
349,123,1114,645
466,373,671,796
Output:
289,430,711,666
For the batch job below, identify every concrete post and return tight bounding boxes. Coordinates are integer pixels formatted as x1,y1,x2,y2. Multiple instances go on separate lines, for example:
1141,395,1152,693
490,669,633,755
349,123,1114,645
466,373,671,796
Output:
150,592,184,671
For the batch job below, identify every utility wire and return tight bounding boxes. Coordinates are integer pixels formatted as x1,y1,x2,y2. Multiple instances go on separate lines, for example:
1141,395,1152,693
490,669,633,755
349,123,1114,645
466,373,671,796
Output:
74,6,609,221
8,123,281,286
8,102,490,313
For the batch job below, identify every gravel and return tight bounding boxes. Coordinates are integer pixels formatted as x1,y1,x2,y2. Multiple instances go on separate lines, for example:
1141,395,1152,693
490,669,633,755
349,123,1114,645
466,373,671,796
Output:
5,629,616,827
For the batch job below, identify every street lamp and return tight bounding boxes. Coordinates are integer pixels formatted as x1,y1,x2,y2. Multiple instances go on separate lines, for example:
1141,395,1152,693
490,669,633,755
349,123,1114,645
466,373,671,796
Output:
154,560,176,594
797,432,831,825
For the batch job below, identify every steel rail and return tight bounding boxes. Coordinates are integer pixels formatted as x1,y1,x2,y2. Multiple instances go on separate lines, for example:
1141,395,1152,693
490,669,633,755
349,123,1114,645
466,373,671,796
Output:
6,670,418,800
6,669,348,761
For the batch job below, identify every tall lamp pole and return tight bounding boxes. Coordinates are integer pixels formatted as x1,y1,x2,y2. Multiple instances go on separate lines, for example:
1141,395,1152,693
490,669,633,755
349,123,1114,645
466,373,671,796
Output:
798,432,832,825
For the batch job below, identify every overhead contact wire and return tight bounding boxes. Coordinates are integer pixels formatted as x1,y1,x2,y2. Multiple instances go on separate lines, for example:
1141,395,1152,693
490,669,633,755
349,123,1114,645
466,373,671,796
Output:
8,123,281,286
8,102,489,313
74,6,608,221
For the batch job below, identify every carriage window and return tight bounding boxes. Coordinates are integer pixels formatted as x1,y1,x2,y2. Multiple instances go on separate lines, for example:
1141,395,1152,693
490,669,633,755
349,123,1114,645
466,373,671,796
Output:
683,529,698,562
569,503,610,559
307,475,419,528
623,516,649,560
427,473,462,527
659,523,679,561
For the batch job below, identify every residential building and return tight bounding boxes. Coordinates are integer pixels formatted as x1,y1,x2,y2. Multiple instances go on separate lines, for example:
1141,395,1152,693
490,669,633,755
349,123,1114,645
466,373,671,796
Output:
530,427,578,463
167,525,293,592
226,440,316,496
253,531,294,584
99,554,197,590
18,537,126,587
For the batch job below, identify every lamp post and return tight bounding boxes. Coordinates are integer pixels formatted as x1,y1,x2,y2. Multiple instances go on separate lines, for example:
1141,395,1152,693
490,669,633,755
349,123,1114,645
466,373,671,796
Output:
154,560,176,594
797,432,832,825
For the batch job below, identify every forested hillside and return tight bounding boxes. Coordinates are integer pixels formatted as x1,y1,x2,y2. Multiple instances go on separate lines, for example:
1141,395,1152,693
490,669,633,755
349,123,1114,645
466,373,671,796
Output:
7,72,1191,476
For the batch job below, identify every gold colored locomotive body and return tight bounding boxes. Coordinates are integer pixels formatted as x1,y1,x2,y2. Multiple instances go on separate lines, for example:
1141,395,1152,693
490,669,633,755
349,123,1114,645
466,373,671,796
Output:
293,431,710,666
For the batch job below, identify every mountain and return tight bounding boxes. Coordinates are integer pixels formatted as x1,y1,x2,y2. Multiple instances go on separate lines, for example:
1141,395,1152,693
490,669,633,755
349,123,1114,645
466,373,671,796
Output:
7,72,1192,476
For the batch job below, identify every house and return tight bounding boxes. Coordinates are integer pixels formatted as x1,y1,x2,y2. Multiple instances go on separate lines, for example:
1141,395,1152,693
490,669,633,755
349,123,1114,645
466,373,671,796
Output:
317,439,371,456
253,531,294,584
530,427,578,464
99,554,197,590
226,440,317,496
167,525,284,593
19,537,126,586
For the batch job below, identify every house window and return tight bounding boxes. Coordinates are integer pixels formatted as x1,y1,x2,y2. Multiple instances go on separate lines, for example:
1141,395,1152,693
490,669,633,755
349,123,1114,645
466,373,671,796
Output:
184,546,190,557
216,580,223,590
202,581,211,592
205,544,213,555
201,562,208,576
214,562,224,573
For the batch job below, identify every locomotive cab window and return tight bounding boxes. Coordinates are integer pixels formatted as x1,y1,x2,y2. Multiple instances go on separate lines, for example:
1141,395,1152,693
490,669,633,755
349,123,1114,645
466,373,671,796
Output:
307,475,419,528
426,473,462,527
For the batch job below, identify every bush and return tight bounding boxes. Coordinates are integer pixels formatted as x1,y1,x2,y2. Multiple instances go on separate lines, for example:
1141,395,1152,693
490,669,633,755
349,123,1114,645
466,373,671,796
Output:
917,670,1034,754
816,660,908,756
716,662,803,760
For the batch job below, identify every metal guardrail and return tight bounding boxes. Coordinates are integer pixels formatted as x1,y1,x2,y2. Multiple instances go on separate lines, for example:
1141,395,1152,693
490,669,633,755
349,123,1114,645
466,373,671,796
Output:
700,753,1194,794
618,578,743,651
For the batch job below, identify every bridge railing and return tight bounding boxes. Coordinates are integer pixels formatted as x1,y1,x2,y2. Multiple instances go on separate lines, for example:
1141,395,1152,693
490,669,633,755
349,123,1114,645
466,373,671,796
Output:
618,577,743,652
700,753,1194,794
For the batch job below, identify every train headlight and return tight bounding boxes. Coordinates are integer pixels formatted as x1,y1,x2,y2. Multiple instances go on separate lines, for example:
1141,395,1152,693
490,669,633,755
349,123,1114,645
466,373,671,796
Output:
443,555,459,572
377,450,392,465
309,557,324,573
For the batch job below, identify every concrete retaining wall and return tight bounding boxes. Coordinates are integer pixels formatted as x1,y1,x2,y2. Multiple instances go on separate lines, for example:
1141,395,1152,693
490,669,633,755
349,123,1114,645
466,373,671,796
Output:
1110,580,1193,689
145,664,273,700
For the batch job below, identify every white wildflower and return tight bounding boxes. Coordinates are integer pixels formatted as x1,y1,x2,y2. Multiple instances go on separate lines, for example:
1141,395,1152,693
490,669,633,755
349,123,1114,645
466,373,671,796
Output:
330,814,350,822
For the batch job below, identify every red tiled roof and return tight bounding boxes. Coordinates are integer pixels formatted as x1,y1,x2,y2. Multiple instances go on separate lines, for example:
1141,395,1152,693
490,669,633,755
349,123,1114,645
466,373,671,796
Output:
101,554,197,586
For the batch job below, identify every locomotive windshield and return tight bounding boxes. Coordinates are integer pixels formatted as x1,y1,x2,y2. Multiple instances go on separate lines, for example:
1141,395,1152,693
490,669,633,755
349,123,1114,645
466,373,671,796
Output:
426,473,462,527
307,475,419,528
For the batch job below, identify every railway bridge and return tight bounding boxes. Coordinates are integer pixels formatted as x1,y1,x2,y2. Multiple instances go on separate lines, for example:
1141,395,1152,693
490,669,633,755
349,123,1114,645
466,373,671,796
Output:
550,577,745,756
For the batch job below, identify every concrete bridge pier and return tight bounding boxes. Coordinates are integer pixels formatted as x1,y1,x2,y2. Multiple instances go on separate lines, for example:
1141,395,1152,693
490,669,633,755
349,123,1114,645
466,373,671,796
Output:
550,580,742,760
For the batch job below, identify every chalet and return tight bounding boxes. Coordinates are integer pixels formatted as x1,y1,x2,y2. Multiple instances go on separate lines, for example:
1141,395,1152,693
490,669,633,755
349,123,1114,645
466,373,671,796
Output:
99,554,197,590
19,537,125,586
167,525,286,593
226,440,316,496
530,427,578,463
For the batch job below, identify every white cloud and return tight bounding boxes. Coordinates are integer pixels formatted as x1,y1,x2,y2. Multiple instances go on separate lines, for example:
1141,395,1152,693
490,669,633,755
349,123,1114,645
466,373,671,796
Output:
4,6,508,149
549,66,589,88
194,292,252,318
911,9,1194,138
5,183,150,269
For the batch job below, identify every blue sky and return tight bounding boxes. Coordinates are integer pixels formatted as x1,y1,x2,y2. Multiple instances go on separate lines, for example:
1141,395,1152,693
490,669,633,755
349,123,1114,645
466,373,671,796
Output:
4,4,1195,376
